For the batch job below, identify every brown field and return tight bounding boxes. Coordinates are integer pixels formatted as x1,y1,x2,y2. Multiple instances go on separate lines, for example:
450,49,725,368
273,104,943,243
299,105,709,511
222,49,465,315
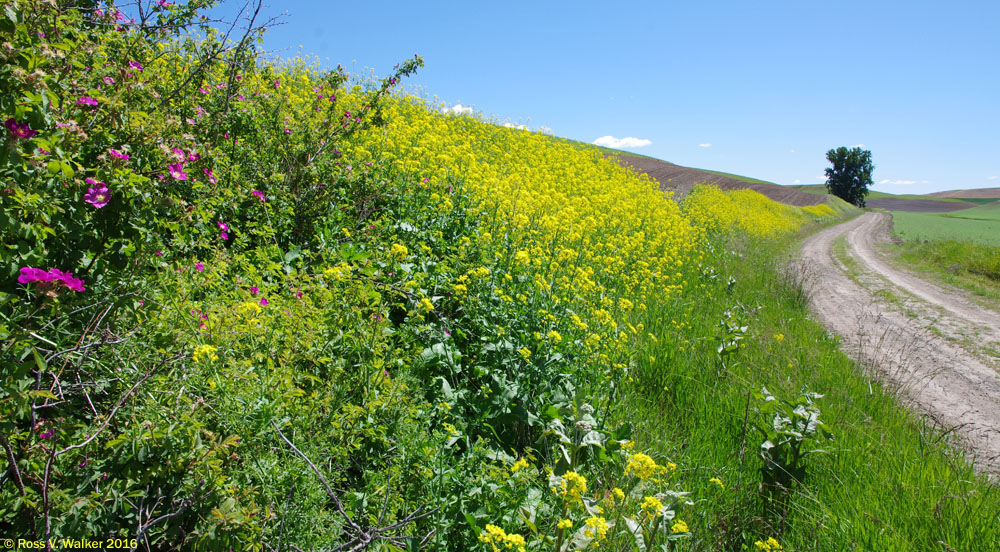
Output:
866,198,978,212
927,187,1000,199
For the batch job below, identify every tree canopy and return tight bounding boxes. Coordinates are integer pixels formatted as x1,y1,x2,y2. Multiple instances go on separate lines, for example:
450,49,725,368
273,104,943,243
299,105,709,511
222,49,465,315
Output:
824,147,874,207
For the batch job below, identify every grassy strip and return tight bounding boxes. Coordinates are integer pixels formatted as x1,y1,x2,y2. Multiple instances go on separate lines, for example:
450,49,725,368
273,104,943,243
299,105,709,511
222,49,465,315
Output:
879,240,1000,310
617,226,1000,551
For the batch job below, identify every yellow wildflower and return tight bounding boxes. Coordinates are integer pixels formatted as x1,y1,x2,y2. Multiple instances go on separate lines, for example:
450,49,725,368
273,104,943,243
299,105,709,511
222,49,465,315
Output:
389,243,408,258
641,495,664,516
671,519,689,534
754,537,783,551
192,345,218,362
584,516,609,541
551,471,587,503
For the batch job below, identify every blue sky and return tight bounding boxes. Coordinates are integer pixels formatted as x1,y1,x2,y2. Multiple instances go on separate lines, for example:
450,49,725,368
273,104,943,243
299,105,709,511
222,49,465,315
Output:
229,0,999,194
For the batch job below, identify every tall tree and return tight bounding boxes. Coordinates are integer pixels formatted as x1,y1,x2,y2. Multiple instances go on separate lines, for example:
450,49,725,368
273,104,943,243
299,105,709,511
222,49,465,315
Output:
824,147,874,207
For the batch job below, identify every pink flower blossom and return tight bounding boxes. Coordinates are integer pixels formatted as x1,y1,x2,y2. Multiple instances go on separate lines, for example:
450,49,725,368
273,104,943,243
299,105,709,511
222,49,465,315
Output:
187,151,201,162
155,249,163,256
37,147,50,156
18,267,86,291
156,0,173,7
39,429,55,440
217,221,228,231
203,168,216,184
284,128,291,134
195,262,204,272
77,97,98,107
128,61,143,71
168,163,188,180
18,267,53,284
274,80,280,88
249,286,259,295
260,297,269,306
171,148,185,161
103,76,115,85
220,231,229,240
251,190,266,202
4,118,37,139
83,180,111,208
109,149,129,160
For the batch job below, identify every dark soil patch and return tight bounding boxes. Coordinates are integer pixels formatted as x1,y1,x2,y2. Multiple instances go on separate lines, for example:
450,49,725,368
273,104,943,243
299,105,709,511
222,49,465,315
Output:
867,198,978,212
927,187,1000,199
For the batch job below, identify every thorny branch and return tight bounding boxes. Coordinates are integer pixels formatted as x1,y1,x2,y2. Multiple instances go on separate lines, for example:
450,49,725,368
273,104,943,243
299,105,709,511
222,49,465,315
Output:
270,420,439,551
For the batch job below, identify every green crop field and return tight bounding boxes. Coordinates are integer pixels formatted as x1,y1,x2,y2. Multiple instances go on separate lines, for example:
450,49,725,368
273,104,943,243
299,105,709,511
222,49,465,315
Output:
892,210,1000,245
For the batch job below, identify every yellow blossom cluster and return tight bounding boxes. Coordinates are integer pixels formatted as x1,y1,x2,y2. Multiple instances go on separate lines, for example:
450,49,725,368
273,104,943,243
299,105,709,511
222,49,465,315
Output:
625,452,674,481
478,524,527,552
551,470,588,503
682,184,820,238
755,537,784,551
192,344,218,362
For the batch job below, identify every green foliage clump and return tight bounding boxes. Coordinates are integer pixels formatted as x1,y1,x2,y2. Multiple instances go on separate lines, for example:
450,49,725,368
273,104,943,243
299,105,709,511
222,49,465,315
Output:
824,146,874,208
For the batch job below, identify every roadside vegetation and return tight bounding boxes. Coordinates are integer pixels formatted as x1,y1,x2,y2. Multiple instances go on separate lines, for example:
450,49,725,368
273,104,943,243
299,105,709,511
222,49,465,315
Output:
885,205,1000,305
2,2,997,551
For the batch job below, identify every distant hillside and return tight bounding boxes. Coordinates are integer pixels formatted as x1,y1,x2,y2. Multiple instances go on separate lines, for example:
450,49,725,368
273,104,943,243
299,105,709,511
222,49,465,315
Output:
927,187,1000,200
609,155,829,207
790,184,978,213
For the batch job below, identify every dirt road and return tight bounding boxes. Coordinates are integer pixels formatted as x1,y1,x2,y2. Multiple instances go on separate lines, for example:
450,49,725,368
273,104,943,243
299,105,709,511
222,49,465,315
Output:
798,212,1000,476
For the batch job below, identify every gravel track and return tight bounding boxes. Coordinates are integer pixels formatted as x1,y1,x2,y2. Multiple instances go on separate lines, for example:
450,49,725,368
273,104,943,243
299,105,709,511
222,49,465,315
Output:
798,212,1000,476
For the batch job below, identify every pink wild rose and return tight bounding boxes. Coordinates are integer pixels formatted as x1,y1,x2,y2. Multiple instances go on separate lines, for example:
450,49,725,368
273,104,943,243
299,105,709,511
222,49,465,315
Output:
77,97,98,107
83,180,111,208
4,118,37,139
168,163,188,180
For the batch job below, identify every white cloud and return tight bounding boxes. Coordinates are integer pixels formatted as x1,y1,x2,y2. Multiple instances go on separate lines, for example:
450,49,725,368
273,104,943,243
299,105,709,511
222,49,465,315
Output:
879,179,917,185
790,149,796,153
502,122,527,130
989,175,999,180
698,143,712,148
592,136,652,149
442,103,472,115
793,179,802,184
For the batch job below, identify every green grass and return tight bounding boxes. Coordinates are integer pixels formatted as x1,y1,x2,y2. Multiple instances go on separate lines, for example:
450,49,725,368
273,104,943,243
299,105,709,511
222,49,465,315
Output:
616,224,1000,552
948,197,1000,205
891,210,1000,246
941,200,1000,221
